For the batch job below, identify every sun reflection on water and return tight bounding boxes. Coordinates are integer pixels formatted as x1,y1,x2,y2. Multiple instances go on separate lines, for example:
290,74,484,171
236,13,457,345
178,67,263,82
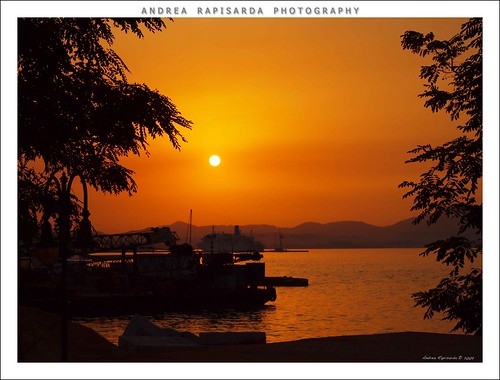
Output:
78,248,477,345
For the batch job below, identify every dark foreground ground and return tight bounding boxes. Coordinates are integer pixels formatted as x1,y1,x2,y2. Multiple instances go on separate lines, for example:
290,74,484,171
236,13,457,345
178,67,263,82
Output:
18,307,481,363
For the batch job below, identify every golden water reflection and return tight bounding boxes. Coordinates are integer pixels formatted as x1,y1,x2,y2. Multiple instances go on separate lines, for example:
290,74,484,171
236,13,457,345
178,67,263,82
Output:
79,248,480,344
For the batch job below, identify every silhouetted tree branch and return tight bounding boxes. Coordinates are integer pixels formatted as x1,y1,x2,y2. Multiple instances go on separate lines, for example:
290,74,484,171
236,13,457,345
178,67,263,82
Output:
18,18,192,247
399,18,482,335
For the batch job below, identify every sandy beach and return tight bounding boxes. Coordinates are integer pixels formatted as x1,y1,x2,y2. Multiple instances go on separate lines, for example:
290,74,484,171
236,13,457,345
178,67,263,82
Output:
18,307,481,363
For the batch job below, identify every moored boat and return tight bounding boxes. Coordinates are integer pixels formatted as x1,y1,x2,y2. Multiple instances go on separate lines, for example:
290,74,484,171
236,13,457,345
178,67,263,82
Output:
197,225,265,253
268,229,309,252
19,227,277,318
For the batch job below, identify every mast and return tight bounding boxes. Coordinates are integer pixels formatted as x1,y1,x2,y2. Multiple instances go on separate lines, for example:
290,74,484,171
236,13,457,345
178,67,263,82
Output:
185,209,193,245
278,229,284,251
189,209,193,245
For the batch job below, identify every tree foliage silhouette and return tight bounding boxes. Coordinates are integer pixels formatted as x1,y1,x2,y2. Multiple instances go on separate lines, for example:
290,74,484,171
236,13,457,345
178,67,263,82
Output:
399,18,482,335
18,18,192,246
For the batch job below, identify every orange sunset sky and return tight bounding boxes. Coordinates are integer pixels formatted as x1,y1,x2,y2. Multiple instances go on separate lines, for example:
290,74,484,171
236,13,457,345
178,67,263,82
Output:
82,17,470,234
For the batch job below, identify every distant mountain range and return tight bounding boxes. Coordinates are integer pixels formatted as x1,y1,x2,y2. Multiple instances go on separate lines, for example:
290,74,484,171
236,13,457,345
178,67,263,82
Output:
154,217,478,249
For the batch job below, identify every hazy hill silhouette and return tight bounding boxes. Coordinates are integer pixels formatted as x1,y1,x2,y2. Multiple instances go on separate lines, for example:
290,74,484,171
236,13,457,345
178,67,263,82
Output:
131,217,477,249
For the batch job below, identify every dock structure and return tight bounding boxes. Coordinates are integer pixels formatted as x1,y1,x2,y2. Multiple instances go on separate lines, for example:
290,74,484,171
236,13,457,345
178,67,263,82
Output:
93,227,179,250
262,276,309,287
93,233,150,250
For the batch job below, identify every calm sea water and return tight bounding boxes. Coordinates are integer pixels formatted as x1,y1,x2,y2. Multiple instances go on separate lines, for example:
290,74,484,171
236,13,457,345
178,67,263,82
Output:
77,248,479,345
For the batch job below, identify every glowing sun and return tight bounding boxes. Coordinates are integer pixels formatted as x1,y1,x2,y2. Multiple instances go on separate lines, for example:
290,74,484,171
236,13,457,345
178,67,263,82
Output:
209,155,221,167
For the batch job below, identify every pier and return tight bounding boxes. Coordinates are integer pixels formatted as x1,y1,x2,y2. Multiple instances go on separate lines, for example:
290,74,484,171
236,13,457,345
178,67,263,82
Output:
92,227,179,250
262,276,309,287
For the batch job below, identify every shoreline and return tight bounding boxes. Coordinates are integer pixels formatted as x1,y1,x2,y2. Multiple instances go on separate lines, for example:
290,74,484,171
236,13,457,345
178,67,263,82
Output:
18,307,482,363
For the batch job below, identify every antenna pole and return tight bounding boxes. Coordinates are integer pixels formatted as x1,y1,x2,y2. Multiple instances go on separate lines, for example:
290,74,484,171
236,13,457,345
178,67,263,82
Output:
189,209,193,245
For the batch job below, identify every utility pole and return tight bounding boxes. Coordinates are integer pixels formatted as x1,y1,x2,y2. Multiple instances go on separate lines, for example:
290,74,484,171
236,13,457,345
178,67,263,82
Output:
51,171,91,361
58,172,70,362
